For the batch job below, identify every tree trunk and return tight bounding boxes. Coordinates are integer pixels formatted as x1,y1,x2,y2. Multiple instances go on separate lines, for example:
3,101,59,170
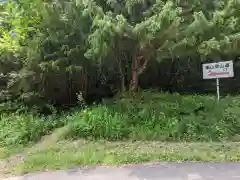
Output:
118,57,126,92
120,74,126,92
113,39,127,92
130,53,139,92
129,51,151,92
83,71,88,97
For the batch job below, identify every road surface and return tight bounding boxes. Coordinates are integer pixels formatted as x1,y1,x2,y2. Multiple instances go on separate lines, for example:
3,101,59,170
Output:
3,162,240,180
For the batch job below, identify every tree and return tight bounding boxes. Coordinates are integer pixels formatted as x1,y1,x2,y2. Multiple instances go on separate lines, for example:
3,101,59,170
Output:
0,0,95,109
83,0,208,91
2,0,240,111
173,0,240,60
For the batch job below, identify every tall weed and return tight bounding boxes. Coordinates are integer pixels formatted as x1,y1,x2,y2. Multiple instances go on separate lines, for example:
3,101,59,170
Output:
65,91,240,141
0,114,64,146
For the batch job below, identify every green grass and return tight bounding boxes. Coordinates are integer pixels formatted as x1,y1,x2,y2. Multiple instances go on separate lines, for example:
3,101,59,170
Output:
12,140,240,174
0,145,24,159
0,113,67,150
1,91,240,174
2,91,240,148
64,91,240,141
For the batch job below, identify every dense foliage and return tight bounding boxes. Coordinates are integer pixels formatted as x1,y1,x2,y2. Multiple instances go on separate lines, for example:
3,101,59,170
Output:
1,0,240,110
65,91,240,141
1,91,240,147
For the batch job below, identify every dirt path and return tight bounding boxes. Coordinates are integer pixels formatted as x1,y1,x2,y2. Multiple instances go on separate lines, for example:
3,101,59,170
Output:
0,153,25,178
0,127,68,178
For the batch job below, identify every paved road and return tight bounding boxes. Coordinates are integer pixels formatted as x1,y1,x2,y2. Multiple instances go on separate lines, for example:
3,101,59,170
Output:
3,163,240,180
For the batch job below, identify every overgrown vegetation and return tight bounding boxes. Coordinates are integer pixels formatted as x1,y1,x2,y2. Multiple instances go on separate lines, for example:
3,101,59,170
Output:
0,114,64,147
64,92,240,141
1,92,240,148
1,0,240,174
1,0,240,110
0,92,240,174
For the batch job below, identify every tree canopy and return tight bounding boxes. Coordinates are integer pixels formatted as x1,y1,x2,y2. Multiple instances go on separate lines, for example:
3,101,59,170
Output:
1,0,240,112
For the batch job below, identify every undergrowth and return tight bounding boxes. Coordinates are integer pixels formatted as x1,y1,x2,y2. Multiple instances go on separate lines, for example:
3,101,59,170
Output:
0,114,65,147
0,91,240,149
65,91,240,141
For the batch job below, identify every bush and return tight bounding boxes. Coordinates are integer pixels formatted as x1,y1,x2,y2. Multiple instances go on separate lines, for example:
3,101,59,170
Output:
65,107,130,140
1,91,240,146
65,91,240,141
0,114,65,147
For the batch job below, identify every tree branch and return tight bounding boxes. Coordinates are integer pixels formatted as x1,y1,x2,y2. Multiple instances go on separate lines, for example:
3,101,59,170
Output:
137,56,144,61
136,43,156,75
137,57,149,75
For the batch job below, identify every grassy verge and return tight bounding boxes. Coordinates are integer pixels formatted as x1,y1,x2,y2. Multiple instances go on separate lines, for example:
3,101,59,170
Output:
64,92,240,141
0,91,240,175
0,146,25,159
12,140,240,174
1,91,240,148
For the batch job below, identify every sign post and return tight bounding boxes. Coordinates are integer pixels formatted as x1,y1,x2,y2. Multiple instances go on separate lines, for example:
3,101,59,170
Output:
216,78,220,101
202,60,234,101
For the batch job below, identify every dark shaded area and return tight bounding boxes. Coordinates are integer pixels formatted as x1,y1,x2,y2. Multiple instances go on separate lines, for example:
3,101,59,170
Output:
84,83,115,105
140,56,240,96
1,48,240,114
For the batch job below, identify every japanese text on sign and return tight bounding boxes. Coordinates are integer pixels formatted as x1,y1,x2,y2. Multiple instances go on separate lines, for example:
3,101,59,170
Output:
202,61,234,79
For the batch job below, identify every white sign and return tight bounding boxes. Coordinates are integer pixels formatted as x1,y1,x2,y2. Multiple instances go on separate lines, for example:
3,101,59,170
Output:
202,61,234,79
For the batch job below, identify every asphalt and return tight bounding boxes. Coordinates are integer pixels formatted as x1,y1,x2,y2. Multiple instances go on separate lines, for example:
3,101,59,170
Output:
3,162,240,180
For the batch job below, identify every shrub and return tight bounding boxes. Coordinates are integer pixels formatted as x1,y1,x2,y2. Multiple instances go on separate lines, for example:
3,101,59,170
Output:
65,106,130,140
65,91,240,141
1,91,240,146
0,114,64,147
